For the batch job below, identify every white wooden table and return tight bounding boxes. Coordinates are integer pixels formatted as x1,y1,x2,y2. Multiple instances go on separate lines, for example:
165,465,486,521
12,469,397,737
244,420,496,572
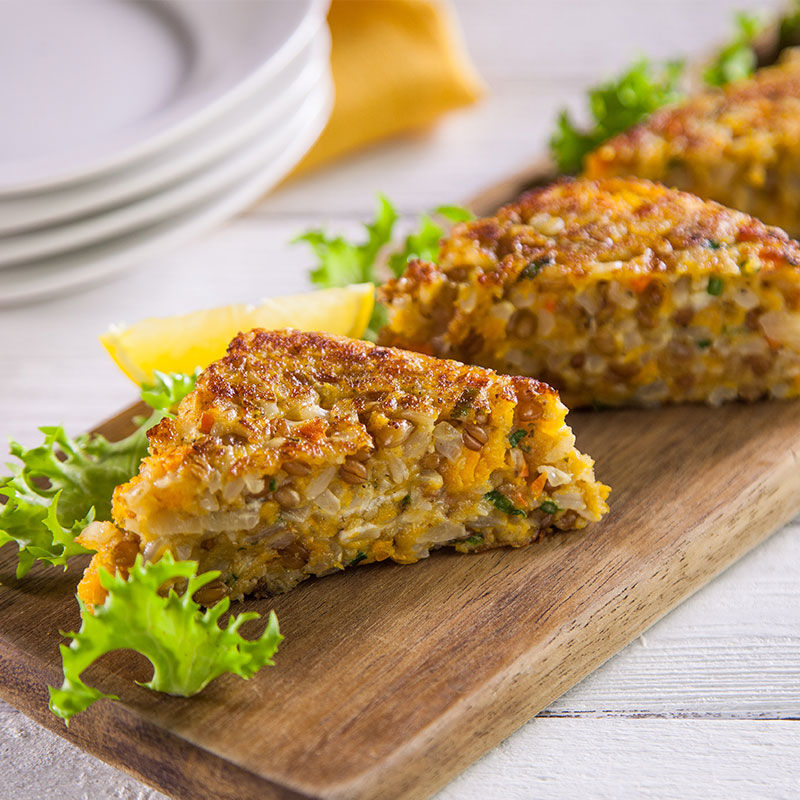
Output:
2,2,798,797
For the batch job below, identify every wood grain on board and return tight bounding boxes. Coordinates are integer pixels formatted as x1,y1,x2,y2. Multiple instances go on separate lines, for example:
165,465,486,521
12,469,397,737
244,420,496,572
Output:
1,396,799,800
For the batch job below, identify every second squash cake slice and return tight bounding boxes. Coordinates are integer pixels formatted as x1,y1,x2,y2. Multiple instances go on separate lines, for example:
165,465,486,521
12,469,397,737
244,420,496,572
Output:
78,330,609,605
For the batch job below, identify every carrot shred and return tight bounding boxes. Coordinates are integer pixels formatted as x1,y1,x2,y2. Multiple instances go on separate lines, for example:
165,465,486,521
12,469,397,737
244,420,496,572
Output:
529,472,547,496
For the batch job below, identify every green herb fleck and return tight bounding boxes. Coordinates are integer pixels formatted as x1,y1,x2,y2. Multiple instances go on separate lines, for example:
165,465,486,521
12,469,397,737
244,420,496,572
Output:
549,58,685,173
697,339,712,349
399,494,411,511
269,478,277,492
706,239,722,250
350,552,367,566
707,276,724,296
485,490,527,517
508,429,528,448
519,256,553,280
538,500,560,515
462,534,484,547
451,386,478,418
704,11,763,88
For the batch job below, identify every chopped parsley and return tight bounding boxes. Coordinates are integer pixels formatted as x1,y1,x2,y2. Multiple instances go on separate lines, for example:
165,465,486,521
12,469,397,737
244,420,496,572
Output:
508,429,528,448
697,339,712,349
349,552,367,566
451,386,478,418
485,490,527,517
707,276,724,296
269,478,277,492
519,256,552,280
461,534,484,547
399,494,411,511
706,239,722,250
538,500,560,515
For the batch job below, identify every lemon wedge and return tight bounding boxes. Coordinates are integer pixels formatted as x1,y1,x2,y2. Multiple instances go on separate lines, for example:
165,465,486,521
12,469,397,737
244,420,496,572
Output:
101,283,375,385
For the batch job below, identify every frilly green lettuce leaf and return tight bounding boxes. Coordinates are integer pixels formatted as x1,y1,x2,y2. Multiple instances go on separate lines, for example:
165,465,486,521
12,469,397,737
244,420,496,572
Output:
0,413,158,577
0,370,198,577
294,193,398,288
704,11,763,88
387,205,474,278
550,58,685,174
295,195,472,341
48,553,283,724
140,368,200,415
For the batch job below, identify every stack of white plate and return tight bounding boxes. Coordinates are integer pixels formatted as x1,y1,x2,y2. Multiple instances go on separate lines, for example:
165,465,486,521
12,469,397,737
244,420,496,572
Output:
0,0,332,305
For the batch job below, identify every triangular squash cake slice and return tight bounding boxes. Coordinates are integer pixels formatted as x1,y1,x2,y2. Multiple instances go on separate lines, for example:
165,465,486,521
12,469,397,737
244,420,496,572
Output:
78,330,609,606
584,49,800,237
379,177,800,407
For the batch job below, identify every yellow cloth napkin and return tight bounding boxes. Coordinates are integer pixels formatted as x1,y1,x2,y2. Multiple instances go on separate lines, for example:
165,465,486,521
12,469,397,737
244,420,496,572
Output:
292,0,484,175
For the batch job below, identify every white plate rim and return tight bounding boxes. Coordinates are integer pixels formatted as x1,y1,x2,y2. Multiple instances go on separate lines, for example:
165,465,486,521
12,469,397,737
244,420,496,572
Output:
0,0,329,196
0,82,326,268
0,77,333,305
0,28,328,235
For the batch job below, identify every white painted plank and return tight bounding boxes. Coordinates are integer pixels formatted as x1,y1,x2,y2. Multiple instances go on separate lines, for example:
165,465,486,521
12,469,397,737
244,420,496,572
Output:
436,717,800,800
547,522,800,718
4,706,798,800
0,704,168,800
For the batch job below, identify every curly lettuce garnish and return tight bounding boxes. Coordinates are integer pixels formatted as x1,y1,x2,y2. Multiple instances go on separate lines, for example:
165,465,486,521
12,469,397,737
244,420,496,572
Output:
295,194,472,340
0,371,198,577
0,489,93,577
704,11,764,88
550,58,685,174
779,0,800,48
140,368,201,415
0,420,152,577
294,193,398,288
550,9,774,174
48,553,282,724
386,204,474,278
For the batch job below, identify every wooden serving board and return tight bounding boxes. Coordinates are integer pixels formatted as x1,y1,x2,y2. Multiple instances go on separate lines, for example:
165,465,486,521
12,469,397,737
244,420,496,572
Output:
2,397,800,800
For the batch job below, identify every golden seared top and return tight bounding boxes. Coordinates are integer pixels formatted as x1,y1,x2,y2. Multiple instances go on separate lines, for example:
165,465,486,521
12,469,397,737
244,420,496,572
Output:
585,49,800,177
146,329,556,472
380,177,799,301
